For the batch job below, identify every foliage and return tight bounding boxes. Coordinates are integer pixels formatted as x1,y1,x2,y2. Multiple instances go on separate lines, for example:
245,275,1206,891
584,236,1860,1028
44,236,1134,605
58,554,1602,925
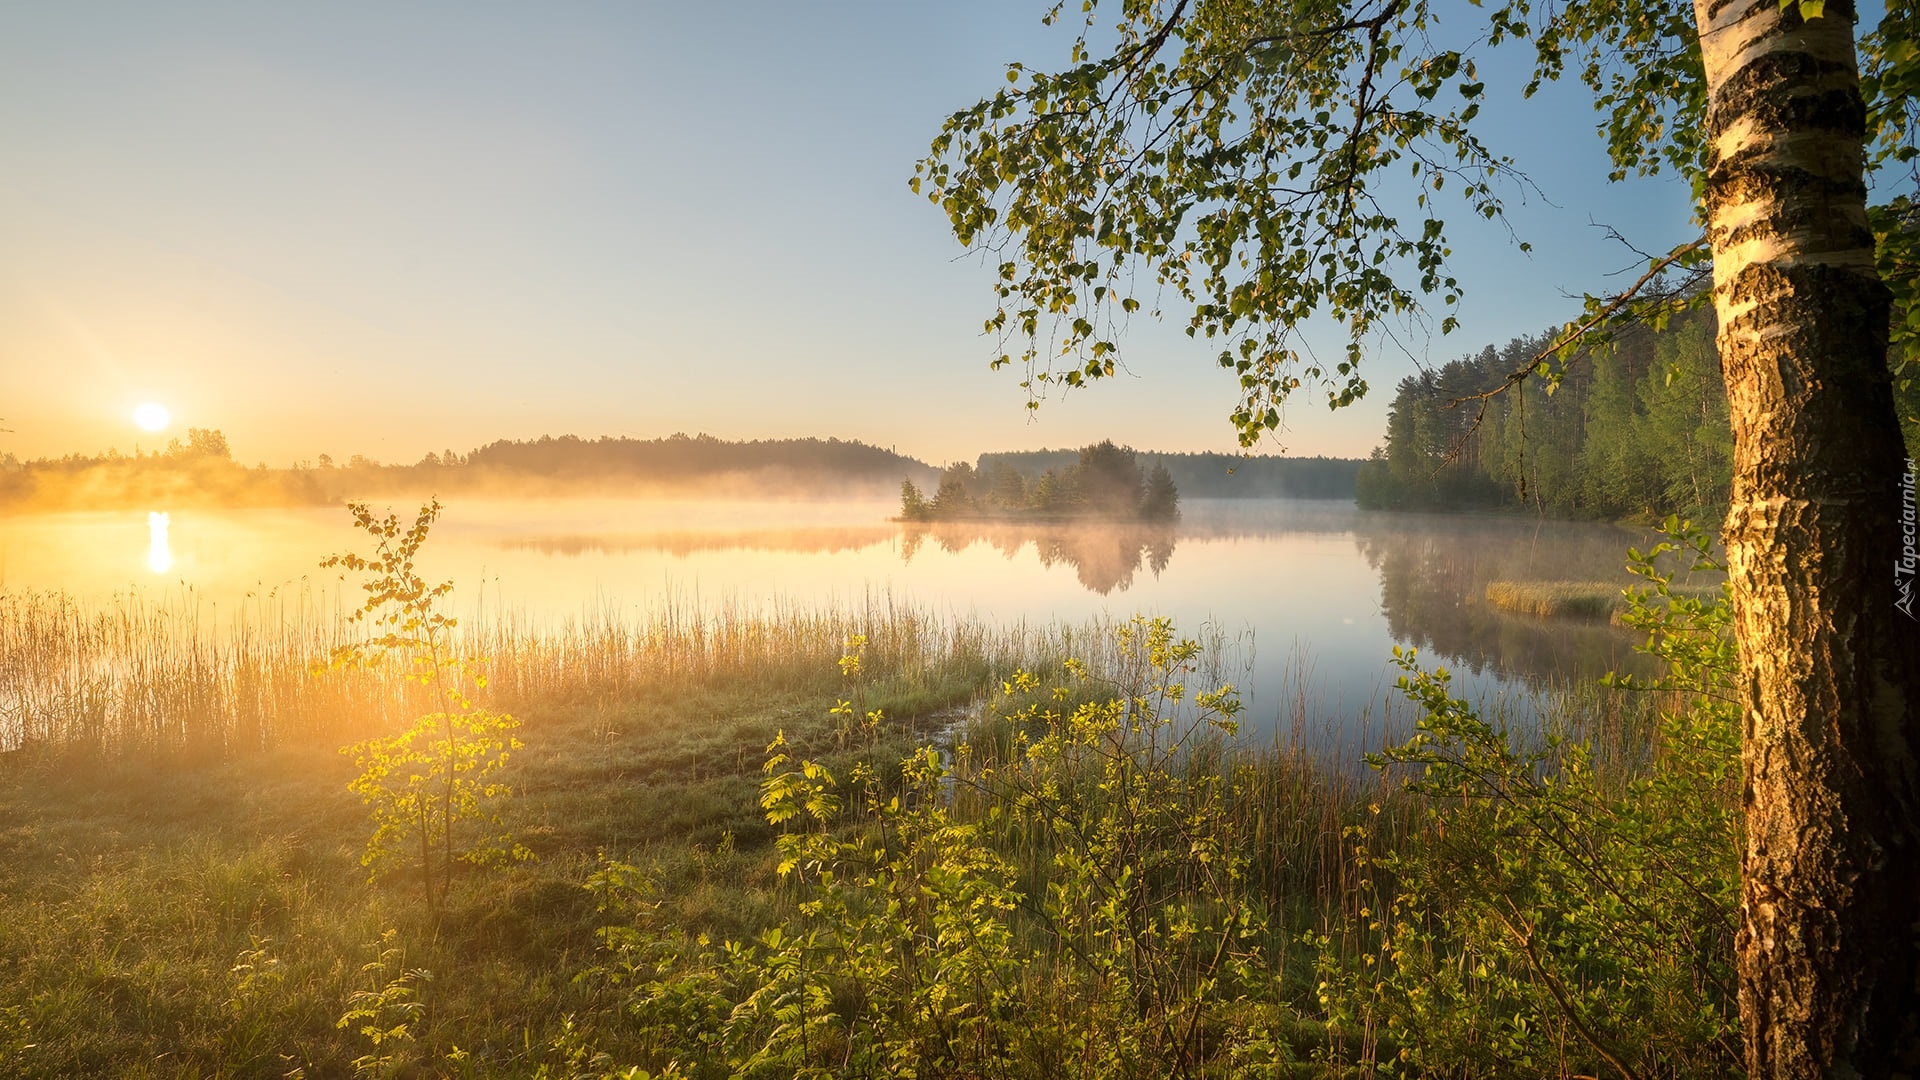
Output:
0,427,330,512
901,439,1180,521
1322,518,1741,1076
916,0,1914,482
915,0,1522,441
1073,438,1148,513
336,929,433,1078
898,478,932,522
979,448,1363,499
2,570,1757,1076
1140,462,1180,521
570,618,1334,1078
1865,4,1920,438
161,427,232,460
931,461,982,518
324,500,529,918
1355,307,1734,519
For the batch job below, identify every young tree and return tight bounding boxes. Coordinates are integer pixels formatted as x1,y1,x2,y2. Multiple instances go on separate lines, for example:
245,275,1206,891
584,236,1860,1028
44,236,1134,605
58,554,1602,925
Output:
898,478,932,522
1140,462,1180,521
1071,438,1147,515
917,2,1919,1074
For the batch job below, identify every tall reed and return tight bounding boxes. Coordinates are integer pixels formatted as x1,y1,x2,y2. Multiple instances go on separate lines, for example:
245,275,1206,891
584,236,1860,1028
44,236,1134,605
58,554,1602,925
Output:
0,588,391,758
0,586,1047,761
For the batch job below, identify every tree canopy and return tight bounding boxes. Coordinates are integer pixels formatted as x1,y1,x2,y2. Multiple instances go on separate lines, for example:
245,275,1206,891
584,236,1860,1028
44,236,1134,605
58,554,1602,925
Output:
915,0,1914,442
921,2,1919,1075
900,439,1180,521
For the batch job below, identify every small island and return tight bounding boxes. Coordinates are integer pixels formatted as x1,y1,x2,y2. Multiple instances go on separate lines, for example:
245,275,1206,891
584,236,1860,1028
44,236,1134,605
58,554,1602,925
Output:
898,440,1178,523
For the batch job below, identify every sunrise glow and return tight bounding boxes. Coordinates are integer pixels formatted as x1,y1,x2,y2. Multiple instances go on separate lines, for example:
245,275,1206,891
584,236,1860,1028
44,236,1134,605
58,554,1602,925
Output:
133,402,171,432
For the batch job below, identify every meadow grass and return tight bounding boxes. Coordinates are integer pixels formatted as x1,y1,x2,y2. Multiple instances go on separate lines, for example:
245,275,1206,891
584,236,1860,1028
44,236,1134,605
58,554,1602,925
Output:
0,583,1715,1077
0,586,1023,759
1484,578,1721,621
0,590,1018,1074
0,589,1391,1076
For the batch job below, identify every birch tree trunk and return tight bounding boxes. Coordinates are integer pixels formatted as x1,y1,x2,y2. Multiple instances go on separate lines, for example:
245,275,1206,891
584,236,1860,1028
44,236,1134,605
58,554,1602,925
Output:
1693,1,1920,1073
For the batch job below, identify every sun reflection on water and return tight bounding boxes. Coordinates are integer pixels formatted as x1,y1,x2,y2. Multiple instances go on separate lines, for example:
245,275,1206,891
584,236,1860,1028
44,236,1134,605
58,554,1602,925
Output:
146,511,172,573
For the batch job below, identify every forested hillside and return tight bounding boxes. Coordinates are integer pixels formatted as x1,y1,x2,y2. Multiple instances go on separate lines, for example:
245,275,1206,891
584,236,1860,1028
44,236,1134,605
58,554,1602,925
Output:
1359,307,1920,519
1360,309,1732,519
0,433,939,510
460,433,929,485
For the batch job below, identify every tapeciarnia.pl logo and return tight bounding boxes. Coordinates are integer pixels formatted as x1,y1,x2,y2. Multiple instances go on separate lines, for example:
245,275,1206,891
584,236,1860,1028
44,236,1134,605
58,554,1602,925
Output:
1899,459,1917,620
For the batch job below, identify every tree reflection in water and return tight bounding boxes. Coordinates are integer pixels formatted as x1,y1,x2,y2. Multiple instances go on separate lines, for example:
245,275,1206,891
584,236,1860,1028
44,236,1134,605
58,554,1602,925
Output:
1353,513,1722,687
900,521,1178,595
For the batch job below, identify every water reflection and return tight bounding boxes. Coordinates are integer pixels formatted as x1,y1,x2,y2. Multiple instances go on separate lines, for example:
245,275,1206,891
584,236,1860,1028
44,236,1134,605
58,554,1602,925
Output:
498,515,1183,597
3,499,1725,744
1353,513,1706,687
146,512,172,574
502,525,894,558
901,521,1178,595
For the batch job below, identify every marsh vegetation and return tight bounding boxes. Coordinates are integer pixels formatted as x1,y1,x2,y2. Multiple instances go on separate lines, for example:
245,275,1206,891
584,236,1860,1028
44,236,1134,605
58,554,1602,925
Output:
0,501,1739,1076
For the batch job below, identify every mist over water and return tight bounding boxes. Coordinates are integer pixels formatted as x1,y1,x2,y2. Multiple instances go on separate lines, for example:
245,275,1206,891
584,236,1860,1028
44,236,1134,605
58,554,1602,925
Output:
0,496,1691,748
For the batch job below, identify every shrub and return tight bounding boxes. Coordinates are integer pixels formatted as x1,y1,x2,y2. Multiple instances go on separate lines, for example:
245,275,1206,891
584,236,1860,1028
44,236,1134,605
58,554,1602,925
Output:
324,500,530,919
1324,518,1741,1077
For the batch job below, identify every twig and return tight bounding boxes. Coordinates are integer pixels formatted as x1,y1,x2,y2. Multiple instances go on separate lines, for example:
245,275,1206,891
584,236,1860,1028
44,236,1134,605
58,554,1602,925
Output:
1433,234,1709,472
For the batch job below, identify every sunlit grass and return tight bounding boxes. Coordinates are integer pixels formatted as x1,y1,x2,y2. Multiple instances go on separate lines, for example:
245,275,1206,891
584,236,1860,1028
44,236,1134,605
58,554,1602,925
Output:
1484,578,1722,622
0,583,1691,1076
1484,579,1624,619
0,587,1030,760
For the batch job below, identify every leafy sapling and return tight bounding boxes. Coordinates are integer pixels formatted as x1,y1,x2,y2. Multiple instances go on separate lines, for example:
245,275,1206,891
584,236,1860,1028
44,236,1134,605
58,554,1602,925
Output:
323,499,529,918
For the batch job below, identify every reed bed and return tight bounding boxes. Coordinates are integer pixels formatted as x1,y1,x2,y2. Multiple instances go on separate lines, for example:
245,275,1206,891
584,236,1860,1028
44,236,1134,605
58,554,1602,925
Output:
0,586,1059,761
1485,578,1722,621
1484,579,1624,619
0,589,385,758
0,575,1720,1077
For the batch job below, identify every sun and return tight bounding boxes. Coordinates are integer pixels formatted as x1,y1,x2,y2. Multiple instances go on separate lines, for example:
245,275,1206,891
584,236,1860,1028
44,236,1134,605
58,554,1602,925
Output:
133,402,171,432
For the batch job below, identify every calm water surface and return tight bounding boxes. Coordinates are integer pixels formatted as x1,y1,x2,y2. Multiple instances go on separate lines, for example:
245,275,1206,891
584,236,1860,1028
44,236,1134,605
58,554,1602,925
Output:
0,497,1695,746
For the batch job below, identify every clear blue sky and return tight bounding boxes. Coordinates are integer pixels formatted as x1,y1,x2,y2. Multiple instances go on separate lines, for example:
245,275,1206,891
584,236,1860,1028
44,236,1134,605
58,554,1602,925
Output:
0,2,1701,468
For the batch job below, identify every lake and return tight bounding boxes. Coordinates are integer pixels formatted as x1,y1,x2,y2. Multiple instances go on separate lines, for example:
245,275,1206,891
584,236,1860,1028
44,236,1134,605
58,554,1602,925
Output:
0,497,1698,750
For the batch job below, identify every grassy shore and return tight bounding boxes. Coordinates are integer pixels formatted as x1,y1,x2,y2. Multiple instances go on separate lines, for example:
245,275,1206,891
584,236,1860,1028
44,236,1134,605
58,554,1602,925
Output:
0,594,1016,1074
0,575,1737,1077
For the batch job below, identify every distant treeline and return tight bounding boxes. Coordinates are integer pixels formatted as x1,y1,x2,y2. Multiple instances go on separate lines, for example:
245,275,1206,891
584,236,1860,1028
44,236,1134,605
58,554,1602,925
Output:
976,449,1361,500
456,433,930,488
1357,308,1740,519
4,428,1370,514
0,429,331,511
0,432,937,511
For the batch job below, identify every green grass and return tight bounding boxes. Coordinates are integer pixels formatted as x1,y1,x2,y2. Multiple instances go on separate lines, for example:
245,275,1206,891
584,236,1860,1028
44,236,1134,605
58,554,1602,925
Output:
1484,578,1722,621
0,584,1726,1077
0,658,990,1075
0,587,1028,1076
1483,579,1626,619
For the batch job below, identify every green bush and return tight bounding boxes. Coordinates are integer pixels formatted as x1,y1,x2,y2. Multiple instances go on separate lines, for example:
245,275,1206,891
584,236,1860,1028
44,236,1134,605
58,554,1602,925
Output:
1324,518,1741,1077
572,618,1313,1078
561,528,1742,1078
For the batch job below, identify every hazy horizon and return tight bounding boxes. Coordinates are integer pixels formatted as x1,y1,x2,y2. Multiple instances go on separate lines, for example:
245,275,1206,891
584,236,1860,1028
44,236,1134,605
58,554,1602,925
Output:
3,3,1695,469
4,425,1374,472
